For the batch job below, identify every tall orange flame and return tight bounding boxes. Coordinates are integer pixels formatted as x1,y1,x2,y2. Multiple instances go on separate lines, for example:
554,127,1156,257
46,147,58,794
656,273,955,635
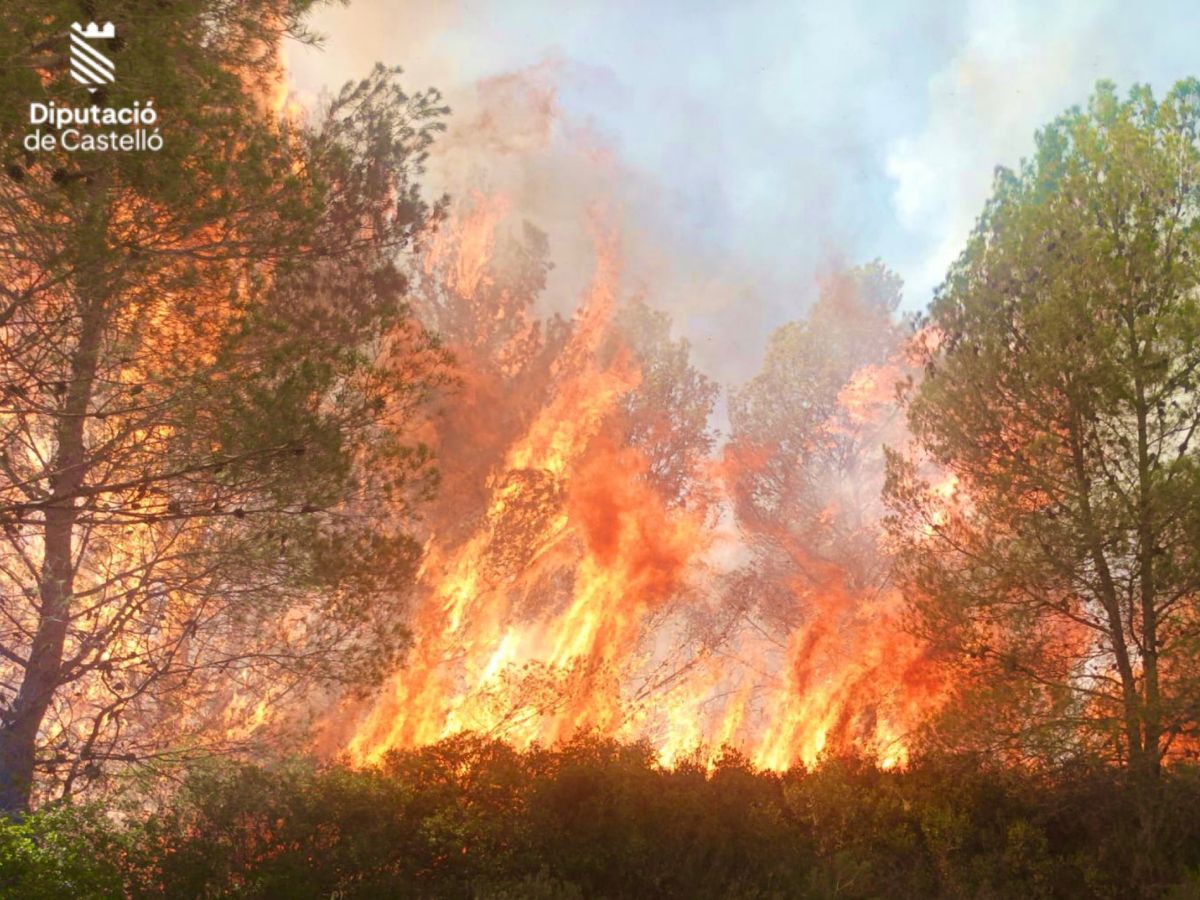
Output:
329,194,947,771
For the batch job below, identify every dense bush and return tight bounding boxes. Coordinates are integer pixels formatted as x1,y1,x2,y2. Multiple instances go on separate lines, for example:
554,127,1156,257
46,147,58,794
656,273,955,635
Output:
0,803,129,898
3,736,1200,898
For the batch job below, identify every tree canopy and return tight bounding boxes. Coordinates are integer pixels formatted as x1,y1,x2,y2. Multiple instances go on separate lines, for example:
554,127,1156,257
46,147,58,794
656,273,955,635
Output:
887,80,1200,775
0,1,449,810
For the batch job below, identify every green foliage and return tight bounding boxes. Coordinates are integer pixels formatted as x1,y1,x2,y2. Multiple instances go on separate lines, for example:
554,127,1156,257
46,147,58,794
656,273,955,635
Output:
8,737,1200,898
0,804,127,899
887,79,1200,769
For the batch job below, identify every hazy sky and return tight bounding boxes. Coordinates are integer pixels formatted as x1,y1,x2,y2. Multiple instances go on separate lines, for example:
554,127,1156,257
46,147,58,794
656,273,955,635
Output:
289,0,1199,383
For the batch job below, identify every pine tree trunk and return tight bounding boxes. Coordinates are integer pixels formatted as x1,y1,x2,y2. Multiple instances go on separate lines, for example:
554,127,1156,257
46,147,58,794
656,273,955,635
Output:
0,294,103,812
0,512,75,812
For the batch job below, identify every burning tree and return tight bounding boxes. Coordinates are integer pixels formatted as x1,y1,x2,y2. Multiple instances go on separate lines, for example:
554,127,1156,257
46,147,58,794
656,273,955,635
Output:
729,261,908,600
886,80,1200,775
329,194,723,760
717,262,940,768
0,2,448,810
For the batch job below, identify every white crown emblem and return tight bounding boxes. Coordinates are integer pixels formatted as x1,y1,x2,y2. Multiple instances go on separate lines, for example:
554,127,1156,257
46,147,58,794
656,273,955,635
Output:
69,22,116,93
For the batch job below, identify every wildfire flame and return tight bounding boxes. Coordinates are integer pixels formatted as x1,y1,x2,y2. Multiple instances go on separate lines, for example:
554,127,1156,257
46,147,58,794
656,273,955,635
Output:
325,193,948,771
